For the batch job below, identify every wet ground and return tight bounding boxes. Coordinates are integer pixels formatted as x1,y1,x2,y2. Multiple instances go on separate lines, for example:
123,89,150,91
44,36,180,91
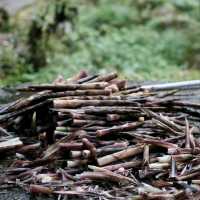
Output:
0,188,54,200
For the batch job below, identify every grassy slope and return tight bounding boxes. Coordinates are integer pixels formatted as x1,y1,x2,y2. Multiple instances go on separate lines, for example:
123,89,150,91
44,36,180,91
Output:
1,0,200,85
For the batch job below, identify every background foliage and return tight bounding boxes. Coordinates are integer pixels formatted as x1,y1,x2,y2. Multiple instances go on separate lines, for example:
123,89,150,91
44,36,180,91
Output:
0,0,200,85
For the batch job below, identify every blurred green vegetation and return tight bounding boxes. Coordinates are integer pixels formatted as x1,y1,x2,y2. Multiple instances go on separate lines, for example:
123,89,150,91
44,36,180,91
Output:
0,0,200,85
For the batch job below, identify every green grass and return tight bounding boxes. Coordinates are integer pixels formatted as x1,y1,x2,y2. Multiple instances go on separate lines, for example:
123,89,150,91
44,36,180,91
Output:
1,0,200,85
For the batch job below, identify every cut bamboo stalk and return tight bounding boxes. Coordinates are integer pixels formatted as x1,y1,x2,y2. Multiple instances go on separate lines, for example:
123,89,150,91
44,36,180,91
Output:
88,72,118,83
66,70,88,83
77,74,98,84
105,84,119,93
185,118,190,148
140,138,178,149
97,145,144,166
67,160,88,168
140,80,200,91
19,82,109,91
85,106,166,114
149,162,170,169
0,137,23,152
143,144,149,167
72,119,107,126
170,157,176,178
70,151,82,159
29,184,53,194
103,160,142,171
51,89,112,97
82,138,97,161
78,169,134,184
17,143,40,154
88,165,136,183
59,142,84,151
53,99,140,109
96,121,143,137
109,79,126,90
176,171,200,181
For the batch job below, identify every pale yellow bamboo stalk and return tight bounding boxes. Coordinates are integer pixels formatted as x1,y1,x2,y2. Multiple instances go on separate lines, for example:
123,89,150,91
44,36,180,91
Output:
97,145,144,166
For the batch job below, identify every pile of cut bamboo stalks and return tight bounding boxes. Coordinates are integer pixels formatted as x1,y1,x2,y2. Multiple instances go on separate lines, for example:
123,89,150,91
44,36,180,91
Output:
1,71,200,199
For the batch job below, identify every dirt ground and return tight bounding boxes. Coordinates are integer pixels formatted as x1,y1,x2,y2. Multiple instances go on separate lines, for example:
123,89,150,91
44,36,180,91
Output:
0,188,55,200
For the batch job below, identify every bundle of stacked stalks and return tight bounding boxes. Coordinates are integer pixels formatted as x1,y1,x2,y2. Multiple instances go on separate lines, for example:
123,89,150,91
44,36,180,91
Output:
1,71,200,199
